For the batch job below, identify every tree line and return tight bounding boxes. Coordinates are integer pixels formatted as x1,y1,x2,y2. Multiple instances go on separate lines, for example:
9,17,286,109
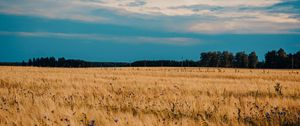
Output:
23,57,129,67
200,48,299,68
2,48,299,69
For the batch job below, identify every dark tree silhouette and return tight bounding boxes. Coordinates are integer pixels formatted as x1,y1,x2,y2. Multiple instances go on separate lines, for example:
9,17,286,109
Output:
209,52,221,67
220,51,234,67
28,59,32,66
32,58,36,66
234,52,248,68
58,57,66,67
277,48,288,68
264,48,291,68
200,52,210,67
265,50,277,68
293,51,300,69
248,51,258,68
22,60,26,66
2,48,299,69
200,51,222,67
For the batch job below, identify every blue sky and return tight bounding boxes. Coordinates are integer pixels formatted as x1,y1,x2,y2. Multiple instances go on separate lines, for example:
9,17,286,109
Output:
0,0,300,62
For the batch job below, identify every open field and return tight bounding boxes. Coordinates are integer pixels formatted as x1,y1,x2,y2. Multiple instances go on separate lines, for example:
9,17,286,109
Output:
0,66,300,126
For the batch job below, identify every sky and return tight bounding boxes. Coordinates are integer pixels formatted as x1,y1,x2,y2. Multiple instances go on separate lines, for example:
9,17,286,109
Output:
0,0,300,62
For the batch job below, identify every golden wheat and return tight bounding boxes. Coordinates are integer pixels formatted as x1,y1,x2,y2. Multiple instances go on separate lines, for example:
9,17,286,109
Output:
0,66,299,126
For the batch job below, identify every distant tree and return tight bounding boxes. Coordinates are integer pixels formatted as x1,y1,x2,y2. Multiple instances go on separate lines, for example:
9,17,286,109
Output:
248,51,258,68
200,51,222,67
287,53,294,69
220,51,234,67
294,51,300,69
44,57,50,67
18,49,299,68
28,59,32,66
264,49,290,68
200,52,210,67
32,58,36,66
22,60,26,66
265,50,277,68
256,61,265,68
58,57,66,67
208,52,221,67
49,57,56,67
242,53,249,68
234,52,248,68
39,57,43,66
277,48,288,68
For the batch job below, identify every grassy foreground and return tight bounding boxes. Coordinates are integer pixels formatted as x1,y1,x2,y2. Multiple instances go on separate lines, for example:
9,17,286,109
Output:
0,66,299,126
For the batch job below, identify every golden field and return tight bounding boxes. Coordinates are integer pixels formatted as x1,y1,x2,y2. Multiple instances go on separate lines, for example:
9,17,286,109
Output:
0,66,299,126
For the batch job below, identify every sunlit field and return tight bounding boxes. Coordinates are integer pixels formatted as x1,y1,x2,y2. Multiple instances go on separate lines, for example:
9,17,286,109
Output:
0,66,299,126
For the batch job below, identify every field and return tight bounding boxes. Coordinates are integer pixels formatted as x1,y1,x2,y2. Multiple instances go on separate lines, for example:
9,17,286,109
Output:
0,66,299,126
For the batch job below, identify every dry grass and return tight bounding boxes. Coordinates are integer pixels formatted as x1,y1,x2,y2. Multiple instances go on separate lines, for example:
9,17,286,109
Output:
0,66,300,126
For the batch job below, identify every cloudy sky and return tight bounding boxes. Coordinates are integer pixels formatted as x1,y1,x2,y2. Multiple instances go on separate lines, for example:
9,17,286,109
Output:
0,0,300,62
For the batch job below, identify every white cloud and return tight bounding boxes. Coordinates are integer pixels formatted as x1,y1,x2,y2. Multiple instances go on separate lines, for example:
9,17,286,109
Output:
0,0,299,34
0,0,108,22
188,20,300,34
0,0,284,18
93,0,282,16
0,31,199,45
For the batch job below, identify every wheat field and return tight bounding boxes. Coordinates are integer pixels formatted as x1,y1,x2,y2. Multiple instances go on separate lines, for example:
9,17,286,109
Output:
0,66,299,126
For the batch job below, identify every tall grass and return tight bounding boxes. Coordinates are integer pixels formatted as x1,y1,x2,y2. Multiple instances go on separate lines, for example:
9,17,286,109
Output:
0,66,299,126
